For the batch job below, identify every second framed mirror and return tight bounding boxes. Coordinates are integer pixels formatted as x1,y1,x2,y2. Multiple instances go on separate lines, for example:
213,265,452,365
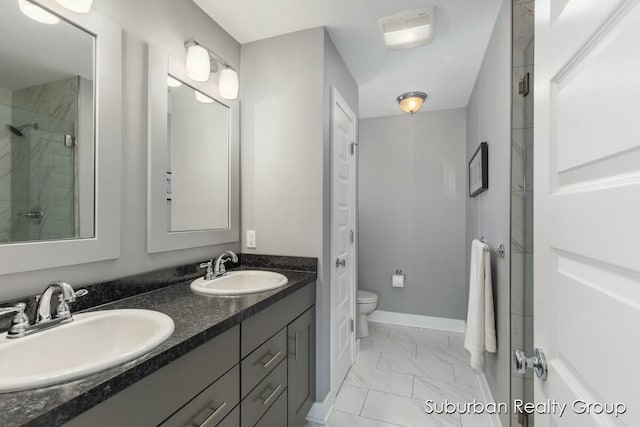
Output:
147,45,239,253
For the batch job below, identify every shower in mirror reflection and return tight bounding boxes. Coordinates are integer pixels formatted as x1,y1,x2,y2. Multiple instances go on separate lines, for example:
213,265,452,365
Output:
1,0,96,244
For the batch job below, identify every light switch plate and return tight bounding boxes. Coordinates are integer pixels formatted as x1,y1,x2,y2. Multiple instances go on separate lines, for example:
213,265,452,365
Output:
247,230,256,248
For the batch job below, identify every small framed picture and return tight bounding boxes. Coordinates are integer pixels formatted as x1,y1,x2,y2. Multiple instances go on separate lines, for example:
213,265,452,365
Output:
469,142,488,197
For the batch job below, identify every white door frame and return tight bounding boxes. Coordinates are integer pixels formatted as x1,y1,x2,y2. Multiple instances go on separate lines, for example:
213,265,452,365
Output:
330,87,358,394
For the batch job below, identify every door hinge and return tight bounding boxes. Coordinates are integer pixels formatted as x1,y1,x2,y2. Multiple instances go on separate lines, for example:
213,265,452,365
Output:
350,318,355,332
350,142,357,155
517,411,529,427
519,72,530,97
350,230,354,244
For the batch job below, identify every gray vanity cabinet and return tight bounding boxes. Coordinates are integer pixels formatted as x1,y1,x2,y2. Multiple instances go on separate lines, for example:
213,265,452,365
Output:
63,282,316,427
287,307,315,427
239,283,316,427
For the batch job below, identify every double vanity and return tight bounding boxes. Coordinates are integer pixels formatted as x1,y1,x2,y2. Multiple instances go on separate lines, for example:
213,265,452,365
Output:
0,254,317,427
0,3,313,427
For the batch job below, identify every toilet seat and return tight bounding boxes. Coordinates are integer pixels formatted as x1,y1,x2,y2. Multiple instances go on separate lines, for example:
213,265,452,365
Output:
357,290,378,303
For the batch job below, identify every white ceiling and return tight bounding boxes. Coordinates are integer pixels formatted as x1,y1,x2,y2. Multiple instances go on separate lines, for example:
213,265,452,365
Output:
0,2,93,92
193,0,502,118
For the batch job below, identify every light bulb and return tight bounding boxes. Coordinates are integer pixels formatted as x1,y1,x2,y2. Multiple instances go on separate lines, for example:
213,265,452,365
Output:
218,68,239,100
186,45,210,82
195,92,214,104
167,76,182,88
54,0,93,13
18,0,60,24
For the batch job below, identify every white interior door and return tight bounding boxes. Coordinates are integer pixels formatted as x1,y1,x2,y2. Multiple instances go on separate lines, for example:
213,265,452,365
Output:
331,88,357,392
535,0,640,425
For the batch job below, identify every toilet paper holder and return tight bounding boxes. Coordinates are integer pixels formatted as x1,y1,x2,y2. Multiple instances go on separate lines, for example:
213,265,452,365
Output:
392,269,405,288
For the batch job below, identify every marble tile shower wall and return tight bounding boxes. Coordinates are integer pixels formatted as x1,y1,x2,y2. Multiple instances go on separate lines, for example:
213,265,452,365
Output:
511,1,534,426
0,104,11,241
3,77,78,242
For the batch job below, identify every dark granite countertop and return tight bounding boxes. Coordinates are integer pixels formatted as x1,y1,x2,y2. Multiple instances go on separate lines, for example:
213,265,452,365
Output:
0,265,316,427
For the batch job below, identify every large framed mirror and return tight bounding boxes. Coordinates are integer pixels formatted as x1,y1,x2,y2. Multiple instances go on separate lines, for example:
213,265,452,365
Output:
147,45,239,253
0,0,121,274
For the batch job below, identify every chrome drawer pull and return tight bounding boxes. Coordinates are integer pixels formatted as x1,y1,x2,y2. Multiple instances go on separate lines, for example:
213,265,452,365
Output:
198,401,227,427
262,384,283,406
260,351,282,369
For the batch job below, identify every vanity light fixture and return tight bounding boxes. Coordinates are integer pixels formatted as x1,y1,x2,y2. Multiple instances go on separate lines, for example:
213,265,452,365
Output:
397,92,427,115
167,76,182,88
186,44,211,82
184,38,239,100
54,0,93,13
18,0,60,24
218,68,239,100
195,92,214,104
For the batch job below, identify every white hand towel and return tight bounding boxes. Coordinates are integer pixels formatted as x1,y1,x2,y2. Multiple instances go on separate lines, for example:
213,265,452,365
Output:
464,239,497,371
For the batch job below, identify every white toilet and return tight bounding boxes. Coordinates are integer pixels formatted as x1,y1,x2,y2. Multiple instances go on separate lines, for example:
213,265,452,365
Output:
357,290,379,338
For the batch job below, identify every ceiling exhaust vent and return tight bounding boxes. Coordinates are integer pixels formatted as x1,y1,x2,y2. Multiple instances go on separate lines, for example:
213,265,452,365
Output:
379,8,434,51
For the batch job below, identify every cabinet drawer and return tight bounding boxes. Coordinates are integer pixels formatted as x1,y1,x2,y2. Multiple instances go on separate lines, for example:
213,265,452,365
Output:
241,328,286,398
217,406,239,427
241,282,315,357
241,359,287,427
160,365,239,427
255,390,287,427
64,326,240,427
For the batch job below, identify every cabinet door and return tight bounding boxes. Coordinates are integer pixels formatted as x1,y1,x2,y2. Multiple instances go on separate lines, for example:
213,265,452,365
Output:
287,306,315,427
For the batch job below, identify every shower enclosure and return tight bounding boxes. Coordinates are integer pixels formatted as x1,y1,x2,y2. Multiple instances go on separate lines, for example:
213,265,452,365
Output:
511,1,534,426
0,77,82,243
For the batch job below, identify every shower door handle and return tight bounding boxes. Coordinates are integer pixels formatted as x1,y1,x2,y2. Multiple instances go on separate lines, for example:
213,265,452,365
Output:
17,210,43,219
512,348,548,380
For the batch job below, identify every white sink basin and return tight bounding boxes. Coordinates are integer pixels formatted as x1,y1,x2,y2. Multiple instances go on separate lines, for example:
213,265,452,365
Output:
191,270,288,296
0,309,174,392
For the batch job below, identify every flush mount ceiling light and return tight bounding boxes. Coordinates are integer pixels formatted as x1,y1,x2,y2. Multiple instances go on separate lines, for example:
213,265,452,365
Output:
379,8,434,51
18,0,60,24
184,39,239,100
397,92,427,115
54,0,93,13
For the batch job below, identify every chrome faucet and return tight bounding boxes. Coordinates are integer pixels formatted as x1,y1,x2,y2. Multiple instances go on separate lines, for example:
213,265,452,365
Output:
36,281,87,323
0,281,88,339
213,251,238,278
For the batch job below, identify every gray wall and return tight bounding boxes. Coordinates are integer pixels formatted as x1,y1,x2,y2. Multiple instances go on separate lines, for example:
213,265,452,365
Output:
0,0,240,301
240,27,358,403
359,109,467,319
465,1,512,425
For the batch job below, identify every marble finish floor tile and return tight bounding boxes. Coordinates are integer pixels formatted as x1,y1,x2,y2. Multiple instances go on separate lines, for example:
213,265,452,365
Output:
413,376,480,403
368,322,391,338
361,390,461,427
453,365,479,387
378,353,455,382
460,412,494,427
360,335,417,357
356,350,382,368
334,326,492,427
344,365,414,397
334,384,368,415
388,328,450,349
417,342,471,367
305,410,401,427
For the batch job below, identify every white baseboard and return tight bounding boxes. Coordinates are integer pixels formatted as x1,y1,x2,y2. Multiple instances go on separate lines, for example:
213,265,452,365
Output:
368,310,466,333
477,372,503,427
306,390,335,425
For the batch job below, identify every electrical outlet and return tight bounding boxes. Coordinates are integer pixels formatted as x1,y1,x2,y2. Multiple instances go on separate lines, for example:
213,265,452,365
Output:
247,230,256,248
